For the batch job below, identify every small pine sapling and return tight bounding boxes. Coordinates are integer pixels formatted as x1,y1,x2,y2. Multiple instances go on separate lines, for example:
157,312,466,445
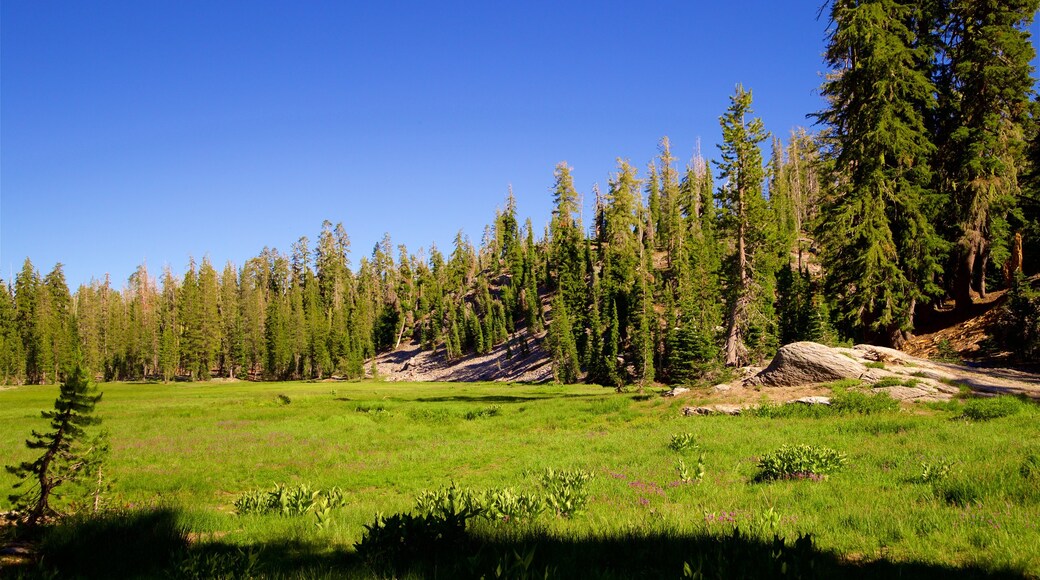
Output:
5,365,106,526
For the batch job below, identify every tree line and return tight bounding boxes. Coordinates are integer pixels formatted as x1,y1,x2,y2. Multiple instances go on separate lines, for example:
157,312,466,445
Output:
0,0,1037,386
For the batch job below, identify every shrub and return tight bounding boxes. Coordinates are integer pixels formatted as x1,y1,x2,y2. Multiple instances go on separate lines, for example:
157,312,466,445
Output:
757,444,846,481
917,458,955,484
481,488,544,523
414,481,484,521
960,396,1023,421
275,394,291,405
540,468,593,517
669,432,698,453
233,483,347,516
830,390,899,415
354,511,469,575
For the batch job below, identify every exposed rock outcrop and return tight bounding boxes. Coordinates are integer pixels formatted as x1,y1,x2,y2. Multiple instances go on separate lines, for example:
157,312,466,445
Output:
745,341,868,387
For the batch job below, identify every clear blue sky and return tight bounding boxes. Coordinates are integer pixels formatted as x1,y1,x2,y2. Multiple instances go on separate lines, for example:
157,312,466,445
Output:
3,1,1027,289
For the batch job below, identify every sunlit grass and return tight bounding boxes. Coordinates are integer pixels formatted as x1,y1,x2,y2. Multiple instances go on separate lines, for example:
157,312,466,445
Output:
2,380,1038,575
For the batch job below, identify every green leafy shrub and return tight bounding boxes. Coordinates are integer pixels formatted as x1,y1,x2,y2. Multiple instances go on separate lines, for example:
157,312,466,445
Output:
960,396,1023,421
233,483,347,516
275,394,291,405
830,390,899,415
481,487,544,523
917,459,955,484
933,339,961,363
669,432,698,453
756,444,846,481
354,511,469,575
540,468,593,517
414,481,485,521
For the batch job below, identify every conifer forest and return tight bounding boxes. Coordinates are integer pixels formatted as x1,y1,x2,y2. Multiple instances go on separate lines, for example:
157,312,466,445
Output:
2,1,1039,387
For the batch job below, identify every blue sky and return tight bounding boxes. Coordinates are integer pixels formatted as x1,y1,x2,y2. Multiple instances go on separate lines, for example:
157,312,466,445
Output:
3,1,1028,289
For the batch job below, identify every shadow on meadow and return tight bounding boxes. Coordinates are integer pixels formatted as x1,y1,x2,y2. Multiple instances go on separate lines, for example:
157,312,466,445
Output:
2,507,1031,579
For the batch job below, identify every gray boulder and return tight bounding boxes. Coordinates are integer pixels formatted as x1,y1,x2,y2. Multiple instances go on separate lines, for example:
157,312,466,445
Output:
746,341,866,387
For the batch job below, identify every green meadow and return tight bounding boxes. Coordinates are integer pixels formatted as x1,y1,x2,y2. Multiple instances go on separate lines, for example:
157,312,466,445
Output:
2,380,1039,578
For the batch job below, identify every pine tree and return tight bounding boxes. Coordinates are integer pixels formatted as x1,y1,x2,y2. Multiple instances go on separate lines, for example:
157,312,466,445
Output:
0,280,25,384
940,0,1039,309
219,261,242,379
158,267,180,382
547,293,581,384
197,258,221,378
6,365,103,526
15,259,51,384
816,0,944,346
716,85,770,366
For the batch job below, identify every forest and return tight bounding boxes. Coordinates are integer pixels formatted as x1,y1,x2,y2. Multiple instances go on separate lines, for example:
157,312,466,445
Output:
1,0,1038,386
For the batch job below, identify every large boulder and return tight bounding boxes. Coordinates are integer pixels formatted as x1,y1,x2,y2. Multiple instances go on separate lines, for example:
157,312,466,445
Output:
746,341,866,387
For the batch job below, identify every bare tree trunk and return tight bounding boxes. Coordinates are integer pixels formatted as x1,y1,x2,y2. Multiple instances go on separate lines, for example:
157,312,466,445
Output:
954,242,976,312
724,192,749,366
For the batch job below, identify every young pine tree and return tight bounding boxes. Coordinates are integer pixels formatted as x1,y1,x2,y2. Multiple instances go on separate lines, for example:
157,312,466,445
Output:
6,365,105,526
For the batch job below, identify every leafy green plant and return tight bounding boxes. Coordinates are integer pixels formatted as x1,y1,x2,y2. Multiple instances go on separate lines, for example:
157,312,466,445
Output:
677,455,706,484
414,481,485,521
830,390,899,415
863,361,886,369
233,483,347,516
354,511,469,575
933,339,961,363
481,488,544,523
959,396,1023,421
669,432,697,453
756,444,846,481
540,468,593,518
275,394,291,405
170,546,262,580
918,458,955,484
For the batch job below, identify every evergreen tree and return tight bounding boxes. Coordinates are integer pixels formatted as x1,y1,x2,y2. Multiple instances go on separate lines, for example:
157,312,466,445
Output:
158,267,180,382
547,293,581,384
816,0,944,346
219,261,242,379
6,365,103,526
0,280,25,384
716,85,771,366
197,258,221,378
15,259,47,384
940,0,1039,309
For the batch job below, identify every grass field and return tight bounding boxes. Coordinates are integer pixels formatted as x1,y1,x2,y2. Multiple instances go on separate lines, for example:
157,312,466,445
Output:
1,379,1039,578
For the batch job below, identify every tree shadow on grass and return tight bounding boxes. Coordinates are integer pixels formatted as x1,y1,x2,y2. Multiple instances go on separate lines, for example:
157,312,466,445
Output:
413,393,600,404
3,507,1032,579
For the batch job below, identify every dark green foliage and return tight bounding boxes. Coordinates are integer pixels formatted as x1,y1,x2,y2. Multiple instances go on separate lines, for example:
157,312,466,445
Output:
547,294,581,384
830,390,900,415
540,468,593,518
816,0,944,346
756,444,847,481
233,483,347,516
715,85,776,366
992,274,1040,362
6,365,104,526
938,0,1039,310
776,264,824,346
959,396,1024,421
